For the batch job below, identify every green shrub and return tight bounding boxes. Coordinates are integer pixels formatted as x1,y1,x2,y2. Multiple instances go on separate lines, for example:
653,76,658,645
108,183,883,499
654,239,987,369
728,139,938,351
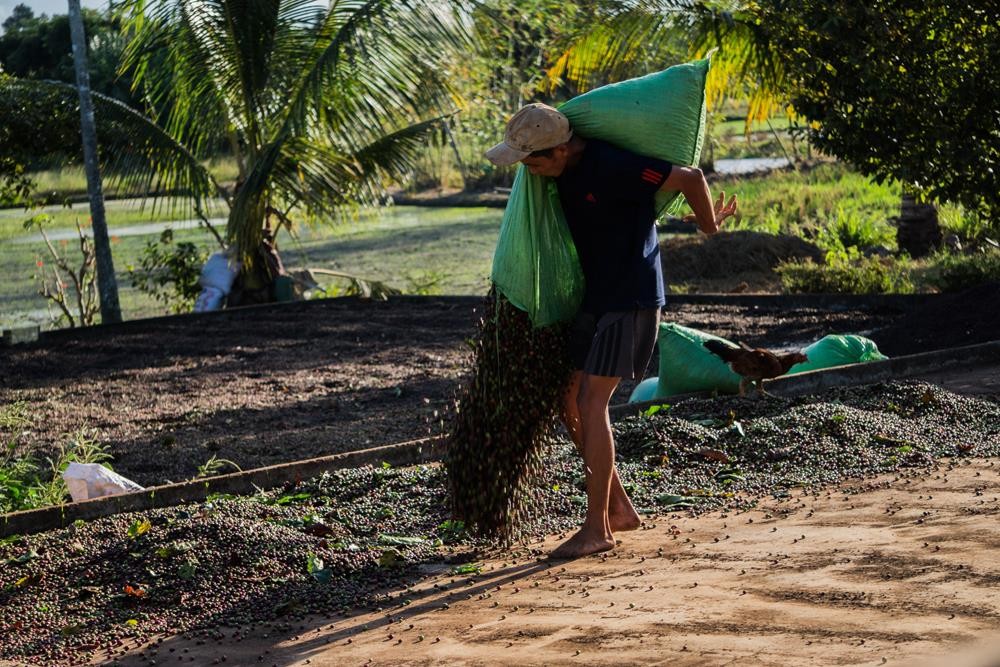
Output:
127,228,207,314
720,163,899,230
938,203,998,244
816,206,895,255
728,204,785,235
777,254,915,294
921,249,1000,293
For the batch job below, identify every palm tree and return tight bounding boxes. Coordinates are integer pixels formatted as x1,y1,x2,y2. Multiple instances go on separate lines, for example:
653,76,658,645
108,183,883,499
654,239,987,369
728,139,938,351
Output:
2,0,466,296
542,1,786,131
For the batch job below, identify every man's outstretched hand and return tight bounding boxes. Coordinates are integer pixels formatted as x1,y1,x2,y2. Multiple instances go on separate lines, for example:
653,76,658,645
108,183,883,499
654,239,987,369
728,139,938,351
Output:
713,191,738,226
683,191,738,231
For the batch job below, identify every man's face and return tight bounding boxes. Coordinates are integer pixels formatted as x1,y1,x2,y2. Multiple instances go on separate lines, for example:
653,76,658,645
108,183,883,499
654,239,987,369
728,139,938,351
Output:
521,145,569,177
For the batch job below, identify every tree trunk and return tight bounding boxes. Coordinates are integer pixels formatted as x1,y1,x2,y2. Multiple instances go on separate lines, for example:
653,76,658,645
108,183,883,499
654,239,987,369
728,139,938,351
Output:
68,0,121,324
895,193,942,258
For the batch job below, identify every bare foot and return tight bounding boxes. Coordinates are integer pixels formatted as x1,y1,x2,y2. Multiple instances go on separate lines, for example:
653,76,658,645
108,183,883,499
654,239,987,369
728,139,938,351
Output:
610,508,641,532
549,528,615,560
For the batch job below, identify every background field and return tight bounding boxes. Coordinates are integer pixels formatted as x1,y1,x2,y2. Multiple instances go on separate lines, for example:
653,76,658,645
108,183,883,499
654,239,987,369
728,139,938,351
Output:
1,161,913,329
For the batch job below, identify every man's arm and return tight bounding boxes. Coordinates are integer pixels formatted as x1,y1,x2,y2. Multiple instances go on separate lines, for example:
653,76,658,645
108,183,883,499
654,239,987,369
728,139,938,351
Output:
660,166,737,235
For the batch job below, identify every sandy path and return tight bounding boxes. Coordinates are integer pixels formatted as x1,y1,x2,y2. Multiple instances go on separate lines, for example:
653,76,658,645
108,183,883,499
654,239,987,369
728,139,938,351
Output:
103,458,1000,667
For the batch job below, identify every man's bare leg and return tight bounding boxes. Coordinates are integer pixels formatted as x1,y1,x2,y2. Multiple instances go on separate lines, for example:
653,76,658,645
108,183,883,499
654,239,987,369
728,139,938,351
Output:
550,373,622,559
562,371,641,532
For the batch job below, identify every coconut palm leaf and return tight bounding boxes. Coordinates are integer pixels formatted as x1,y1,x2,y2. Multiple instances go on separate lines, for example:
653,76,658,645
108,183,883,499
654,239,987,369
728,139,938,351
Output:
543,1,785,128
683,1,785,127
0,76,222,217
266,116,448,224
118,0,329,162
119,0,467,262
543,2,689,93
214,0,466,260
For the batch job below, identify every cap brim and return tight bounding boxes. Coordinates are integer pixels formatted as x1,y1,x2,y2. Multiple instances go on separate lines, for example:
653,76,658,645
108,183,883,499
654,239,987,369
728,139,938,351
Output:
485,141,530,166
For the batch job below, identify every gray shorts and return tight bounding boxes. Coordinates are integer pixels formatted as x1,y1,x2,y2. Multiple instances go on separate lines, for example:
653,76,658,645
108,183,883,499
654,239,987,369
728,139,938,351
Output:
569,309,660,380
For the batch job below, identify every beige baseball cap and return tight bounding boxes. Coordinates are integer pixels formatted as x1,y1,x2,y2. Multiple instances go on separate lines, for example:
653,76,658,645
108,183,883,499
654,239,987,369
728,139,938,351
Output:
485,103,573,166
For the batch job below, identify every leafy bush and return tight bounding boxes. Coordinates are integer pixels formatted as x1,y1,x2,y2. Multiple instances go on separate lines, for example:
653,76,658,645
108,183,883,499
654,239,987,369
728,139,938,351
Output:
815,206,895,256
938,203,997,245
777,254,915,294
128,228,207,314
0,156,33,206
921,249,1000,293
713,163,900,238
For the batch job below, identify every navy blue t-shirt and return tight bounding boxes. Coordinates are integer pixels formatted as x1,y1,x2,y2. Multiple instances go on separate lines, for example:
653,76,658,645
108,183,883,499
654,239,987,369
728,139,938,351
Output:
555,139,672,314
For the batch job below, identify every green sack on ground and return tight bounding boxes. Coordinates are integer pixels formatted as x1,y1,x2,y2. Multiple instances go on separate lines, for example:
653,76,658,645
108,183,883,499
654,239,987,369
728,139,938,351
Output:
656,322,741,397
787,334,888,374
653,324,890,399
491,57,712,327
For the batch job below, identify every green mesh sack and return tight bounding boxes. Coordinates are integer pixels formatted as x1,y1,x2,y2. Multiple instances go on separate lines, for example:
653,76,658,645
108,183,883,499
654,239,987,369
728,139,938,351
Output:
490,166,583,328
491,57,712,327
787,334,888,374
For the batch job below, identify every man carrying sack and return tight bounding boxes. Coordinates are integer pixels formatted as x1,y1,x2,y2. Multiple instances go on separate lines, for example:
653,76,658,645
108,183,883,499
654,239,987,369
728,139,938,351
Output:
486,103,738,558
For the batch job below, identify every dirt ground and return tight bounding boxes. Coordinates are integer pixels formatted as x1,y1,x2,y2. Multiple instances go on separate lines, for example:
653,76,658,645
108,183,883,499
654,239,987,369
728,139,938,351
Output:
2,287,999,667
1,295,912,487
102,457,1000,667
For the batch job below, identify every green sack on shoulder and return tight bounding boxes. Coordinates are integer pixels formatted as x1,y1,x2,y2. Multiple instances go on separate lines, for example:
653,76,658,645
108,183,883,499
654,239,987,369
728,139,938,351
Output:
491,57,712,327
490,167,583,328
560,58,711,216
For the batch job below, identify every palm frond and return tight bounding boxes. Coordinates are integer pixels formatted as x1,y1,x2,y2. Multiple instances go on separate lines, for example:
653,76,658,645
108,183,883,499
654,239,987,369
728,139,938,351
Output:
684,2,785,130
543,1,786,126
299,268,401,301
544,4,686,93
118,0,236,159
279,0,464,144
227,0,467,261
261,116,449,227
0,77,223,218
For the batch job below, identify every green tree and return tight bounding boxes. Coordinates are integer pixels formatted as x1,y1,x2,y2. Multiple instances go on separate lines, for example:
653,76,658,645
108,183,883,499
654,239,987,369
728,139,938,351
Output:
0,155,33,206
2,0,466,298
551,0,999,252
0,5,137,105
757,0,1000,248
439,1,689,189
444,1,613,188
2,4,35,33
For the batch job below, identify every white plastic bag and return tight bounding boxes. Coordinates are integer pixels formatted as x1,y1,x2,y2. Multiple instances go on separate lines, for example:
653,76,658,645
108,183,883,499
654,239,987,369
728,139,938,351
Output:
193,286,226,312
62,462,144,503
199,251,241,292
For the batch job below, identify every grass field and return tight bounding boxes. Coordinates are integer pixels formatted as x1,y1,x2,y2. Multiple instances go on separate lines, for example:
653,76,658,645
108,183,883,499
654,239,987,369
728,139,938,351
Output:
0,204,505,328
0,162,914,329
